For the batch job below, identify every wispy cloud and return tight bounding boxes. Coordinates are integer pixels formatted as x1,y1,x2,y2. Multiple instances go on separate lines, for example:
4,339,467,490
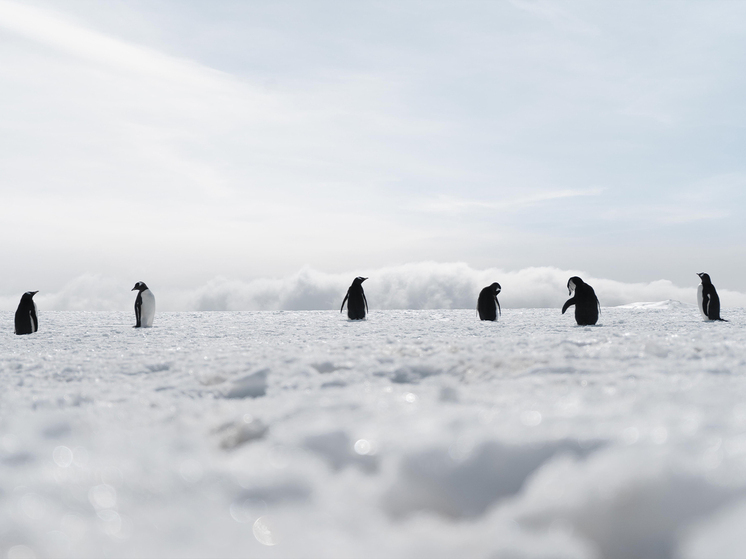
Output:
420,189,604,214
601,207,729,225
0,1,223,84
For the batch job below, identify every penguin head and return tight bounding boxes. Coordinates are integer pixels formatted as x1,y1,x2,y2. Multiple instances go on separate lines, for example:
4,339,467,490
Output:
22,291,38,300
352,277,367,286
697,272,711,285
491,282,501,295
132,281,149,292
567,276,583,295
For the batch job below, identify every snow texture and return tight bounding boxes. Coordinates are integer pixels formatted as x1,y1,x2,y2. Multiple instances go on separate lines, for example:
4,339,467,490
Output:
2,306,746,558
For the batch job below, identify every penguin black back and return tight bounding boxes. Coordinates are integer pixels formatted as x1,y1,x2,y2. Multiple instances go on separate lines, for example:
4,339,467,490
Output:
340,277,368,320
15,291,39,335
477,282,501,321
132,281,156,328
562,276,599,326
697,273,727,321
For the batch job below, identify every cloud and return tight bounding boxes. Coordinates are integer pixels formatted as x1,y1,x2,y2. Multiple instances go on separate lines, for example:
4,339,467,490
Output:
5,263,745,312
0,1,217,84
0,274,131,312
419,189,604,214
2,0,746,293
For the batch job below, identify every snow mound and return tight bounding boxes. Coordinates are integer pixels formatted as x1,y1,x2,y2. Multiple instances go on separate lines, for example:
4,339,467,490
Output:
223,368,269,398
615,299,694,309
517,450,736,559
384,439,604,519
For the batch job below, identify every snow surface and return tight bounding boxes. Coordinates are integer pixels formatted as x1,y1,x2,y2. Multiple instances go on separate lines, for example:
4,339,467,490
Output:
2,306,746,558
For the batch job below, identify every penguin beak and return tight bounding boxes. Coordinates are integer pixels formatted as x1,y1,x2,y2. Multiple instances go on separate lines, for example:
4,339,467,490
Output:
361,277,368,282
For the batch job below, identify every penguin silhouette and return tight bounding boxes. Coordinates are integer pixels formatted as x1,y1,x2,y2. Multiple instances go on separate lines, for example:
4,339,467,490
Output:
14,291,39,335
697,273,727,321
562,276,599,325
132,281,156,328
477,282,501,321
340,277,368,320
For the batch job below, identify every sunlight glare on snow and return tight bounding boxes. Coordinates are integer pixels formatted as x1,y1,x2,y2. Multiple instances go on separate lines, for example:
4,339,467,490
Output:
88,484,117,510
230,499,267,523
53,445,73,467
354,439,372,455
97,509,122,537
19,493,46,520
252,516,278,546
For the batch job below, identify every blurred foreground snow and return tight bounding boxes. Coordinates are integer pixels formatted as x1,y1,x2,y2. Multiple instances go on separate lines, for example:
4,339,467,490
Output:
2,307,746,558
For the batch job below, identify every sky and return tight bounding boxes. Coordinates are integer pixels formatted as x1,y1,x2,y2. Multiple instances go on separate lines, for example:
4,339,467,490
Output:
2,0,746,310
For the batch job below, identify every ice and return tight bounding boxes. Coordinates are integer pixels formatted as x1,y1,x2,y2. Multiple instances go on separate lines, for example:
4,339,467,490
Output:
1,306,746,557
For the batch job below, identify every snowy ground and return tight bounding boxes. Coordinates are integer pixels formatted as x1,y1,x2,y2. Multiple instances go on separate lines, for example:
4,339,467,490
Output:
2,304,746,559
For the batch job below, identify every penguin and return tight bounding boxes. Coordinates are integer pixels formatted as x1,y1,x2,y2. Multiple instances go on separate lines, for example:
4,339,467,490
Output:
14,291,39,335
697,272,727,321
562,276,599,325
340,277,368,320
477,282,502,321
132,281,156,328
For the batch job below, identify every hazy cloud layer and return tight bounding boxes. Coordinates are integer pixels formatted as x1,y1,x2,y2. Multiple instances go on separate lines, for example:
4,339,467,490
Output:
2,1,746,292
4,263,745,312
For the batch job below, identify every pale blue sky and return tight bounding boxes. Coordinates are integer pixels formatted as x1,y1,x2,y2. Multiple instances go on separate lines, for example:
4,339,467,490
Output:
2,0,746,297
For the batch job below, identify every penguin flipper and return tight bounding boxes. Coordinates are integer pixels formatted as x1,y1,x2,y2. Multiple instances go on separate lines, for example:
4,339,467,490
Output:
702,292,710,318
134,293,142,327
340,293,349,313
562,297,576,314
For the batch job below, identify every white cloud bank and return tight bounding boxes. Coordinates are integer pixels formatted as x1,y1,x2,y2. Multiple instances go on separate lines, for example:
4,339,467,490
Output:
3,263,745,312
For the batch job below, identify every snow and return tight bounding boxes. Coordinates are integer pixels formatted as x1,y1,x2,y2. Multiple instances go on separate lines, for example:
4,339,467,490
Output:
2,306,746,558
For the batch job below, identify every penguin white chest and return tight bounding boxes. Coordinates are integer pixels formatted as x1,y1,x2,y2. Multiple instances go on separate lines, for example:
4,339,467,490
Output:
140,289,156,327
697,285,709,320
